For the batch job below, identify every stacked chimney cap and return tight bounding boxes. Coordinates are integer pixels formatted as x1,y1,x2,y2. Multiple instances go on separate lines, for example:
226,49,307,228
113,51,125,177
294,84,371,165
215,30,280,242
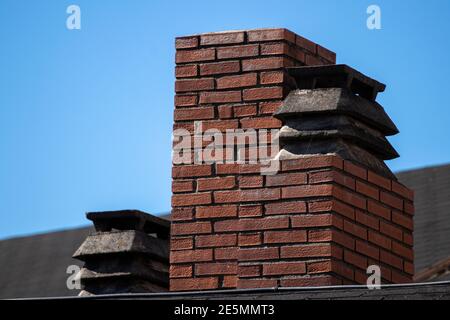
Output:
275,64,400,178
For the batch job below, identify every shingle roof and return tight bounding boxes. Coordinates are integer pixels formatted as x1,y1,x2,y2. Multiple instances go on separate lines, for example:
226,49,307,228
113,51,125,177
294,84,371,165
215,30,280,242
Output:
396,164,450,273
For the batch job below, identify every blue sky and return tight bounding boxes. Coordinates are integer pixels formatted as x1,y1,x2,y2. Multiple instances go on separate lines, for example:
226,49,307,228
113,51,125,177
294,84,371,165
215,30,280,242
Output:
1,0,449,239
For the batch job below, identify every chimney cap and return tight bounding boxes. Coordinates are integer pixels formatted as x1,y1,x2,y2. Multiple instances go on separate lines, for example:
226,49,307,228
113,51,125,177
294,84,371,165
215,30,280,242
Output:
86,210,170,238
287,64,386,101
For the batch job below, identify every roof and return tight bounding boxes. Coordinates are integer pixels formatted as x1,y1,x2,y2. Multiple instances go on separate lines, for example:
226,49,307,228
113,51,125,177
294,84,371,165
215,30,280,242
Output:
396,164,450,273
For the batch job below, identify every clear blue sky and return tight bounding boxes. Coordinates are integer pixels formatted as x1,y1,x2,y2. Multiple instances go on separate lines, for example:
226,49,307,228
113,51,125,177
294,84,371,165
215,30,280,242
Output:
1,0,449,239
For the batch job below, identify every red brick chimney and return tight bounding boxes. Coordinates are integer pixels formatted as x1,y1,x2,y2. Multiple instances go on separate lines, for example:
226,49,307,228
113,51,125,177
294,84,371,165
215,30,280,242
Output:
170,28,414,291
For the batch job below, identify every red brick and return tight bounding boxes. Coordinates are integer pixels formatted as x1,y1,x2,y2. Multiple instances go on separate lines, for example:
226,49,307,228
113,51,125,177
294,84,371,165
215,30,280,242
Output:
218,105,233,119
282,184,333,199
260,71,285,85
171,221,212,236
307,261,332,274
175,78,214,93
197,176,235,191
170,249,213,263
176,48,215,64
242,57,291,71
171,207,194,221
391,181,414,201
344,161,367,180
214,188,281,203
392,211,413,231
367,200,391,220
196,205,238,219
308,200,333,213
171,236,194,251
265,200,307,215
172,192,212,207
391,270,412,284
170,264,193,278
291,214,333,228
280,244,332,259
343,220,367,240
240,116,282,129
305,54,325,66
317,45,336,63
243,87,284,101
239,205,263,217
355,240,380,260
200,61,240,76
264,230,307,244
403,232,413,246
368,171,391,190
282,155,343,171
215,216,289,232
175,36,199,49
260,42,293,56
355,210,379,230
217,44,259,59
404,261,414,275
356,181,379,200
380,221,403,241
280,276,340,287
216,73,257,89
195,262,237,275
309,170,355,190
308,230,332,242
392,241,414,260
175,94,197,107
221,276,236,288
172,180,194,193
238,279,277,289
368,230,392,250
170,277,218,291
174,107,215,121
238,265,261,278
239,247,279,261
231,104,257,118
216,163,262,175
199,91,241,104
404,202,414,216
200,32,244,46
247,28,296,43
266,172,307,187
196,234,237,248
333,230,355,250
259,101,283,115
295,35,317,53
263,262,306,276
238,233,262,247
344,250,368,270
175,65,198,78
333,186,367,210
238,175,264,189
332,200,356,220
215,247,238,260
380,191,403,211
380,250,403,270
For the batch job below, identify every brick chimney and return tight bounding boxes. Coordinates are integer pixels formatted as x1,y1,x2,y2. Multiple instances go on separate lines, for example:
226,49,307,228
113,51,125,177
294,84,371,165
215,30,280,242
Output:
170,28,414,291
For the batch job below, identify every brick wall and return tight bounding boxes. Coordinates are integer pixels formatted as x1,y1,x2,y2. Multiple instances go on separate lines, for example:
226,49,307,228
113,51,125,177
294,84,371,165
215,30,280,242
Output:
170,28,413,291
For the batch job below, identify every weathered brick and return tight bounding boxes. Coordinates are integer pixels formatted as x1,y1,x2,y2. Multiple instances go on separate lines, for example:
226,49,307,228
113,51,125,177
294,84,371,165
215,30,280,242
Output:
308,230,332,243
264,230,307,244
172,165,212,179
218,105,233,119
175,36,199,49
344,161,367,180
238,265,261,278
368,171,391,190
333,230,355,250
216,73,257,89
217,44,259,59
380,250,403,270
333,186,367,210
368,230,392,250
282,184,333,199
355,210,379,230
317,45,336,63
172,180,195,193
367,200,391,220
214,216,289,232
282,156,343,171
171,277,218,291
307,260,332,274
356,181,379,200
223,275,238,288
171,207,194,221
239,247,279,261
238,279,277,289
280,276,340,287
380,191,404,211
392,241,414,260
238,175,264,189
171,221,212,236
295,35,317,53
281,244,332,259
175,64,198,78
243,87,284,101
266,172,307,187
260,71,285,85
380,221,403,241
196,205,238,219
343,220,367,240
242,57,291,71
196,234,237,248
170,249,213,263
240,116,282,129
259,101,283,115
175,78,214,92
199,91,241,104
263,262,306,276
172,192,212,207
175,94,198,107
392,211,413,231
214,188,281,204
247,28,296,43
171,236,194,251
239,205,263,217
200,61,240,76
233,104,258,117
355,240,380,260
174,107,215,121
176,48,215,64
265,200,307,215
391,181,414,201
344,250,368,270
238,233,262,247
197,176,235,191
200,32,244,46
170,265,193,278
291,214,333,228
195,262,237,275
215,247,238,260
